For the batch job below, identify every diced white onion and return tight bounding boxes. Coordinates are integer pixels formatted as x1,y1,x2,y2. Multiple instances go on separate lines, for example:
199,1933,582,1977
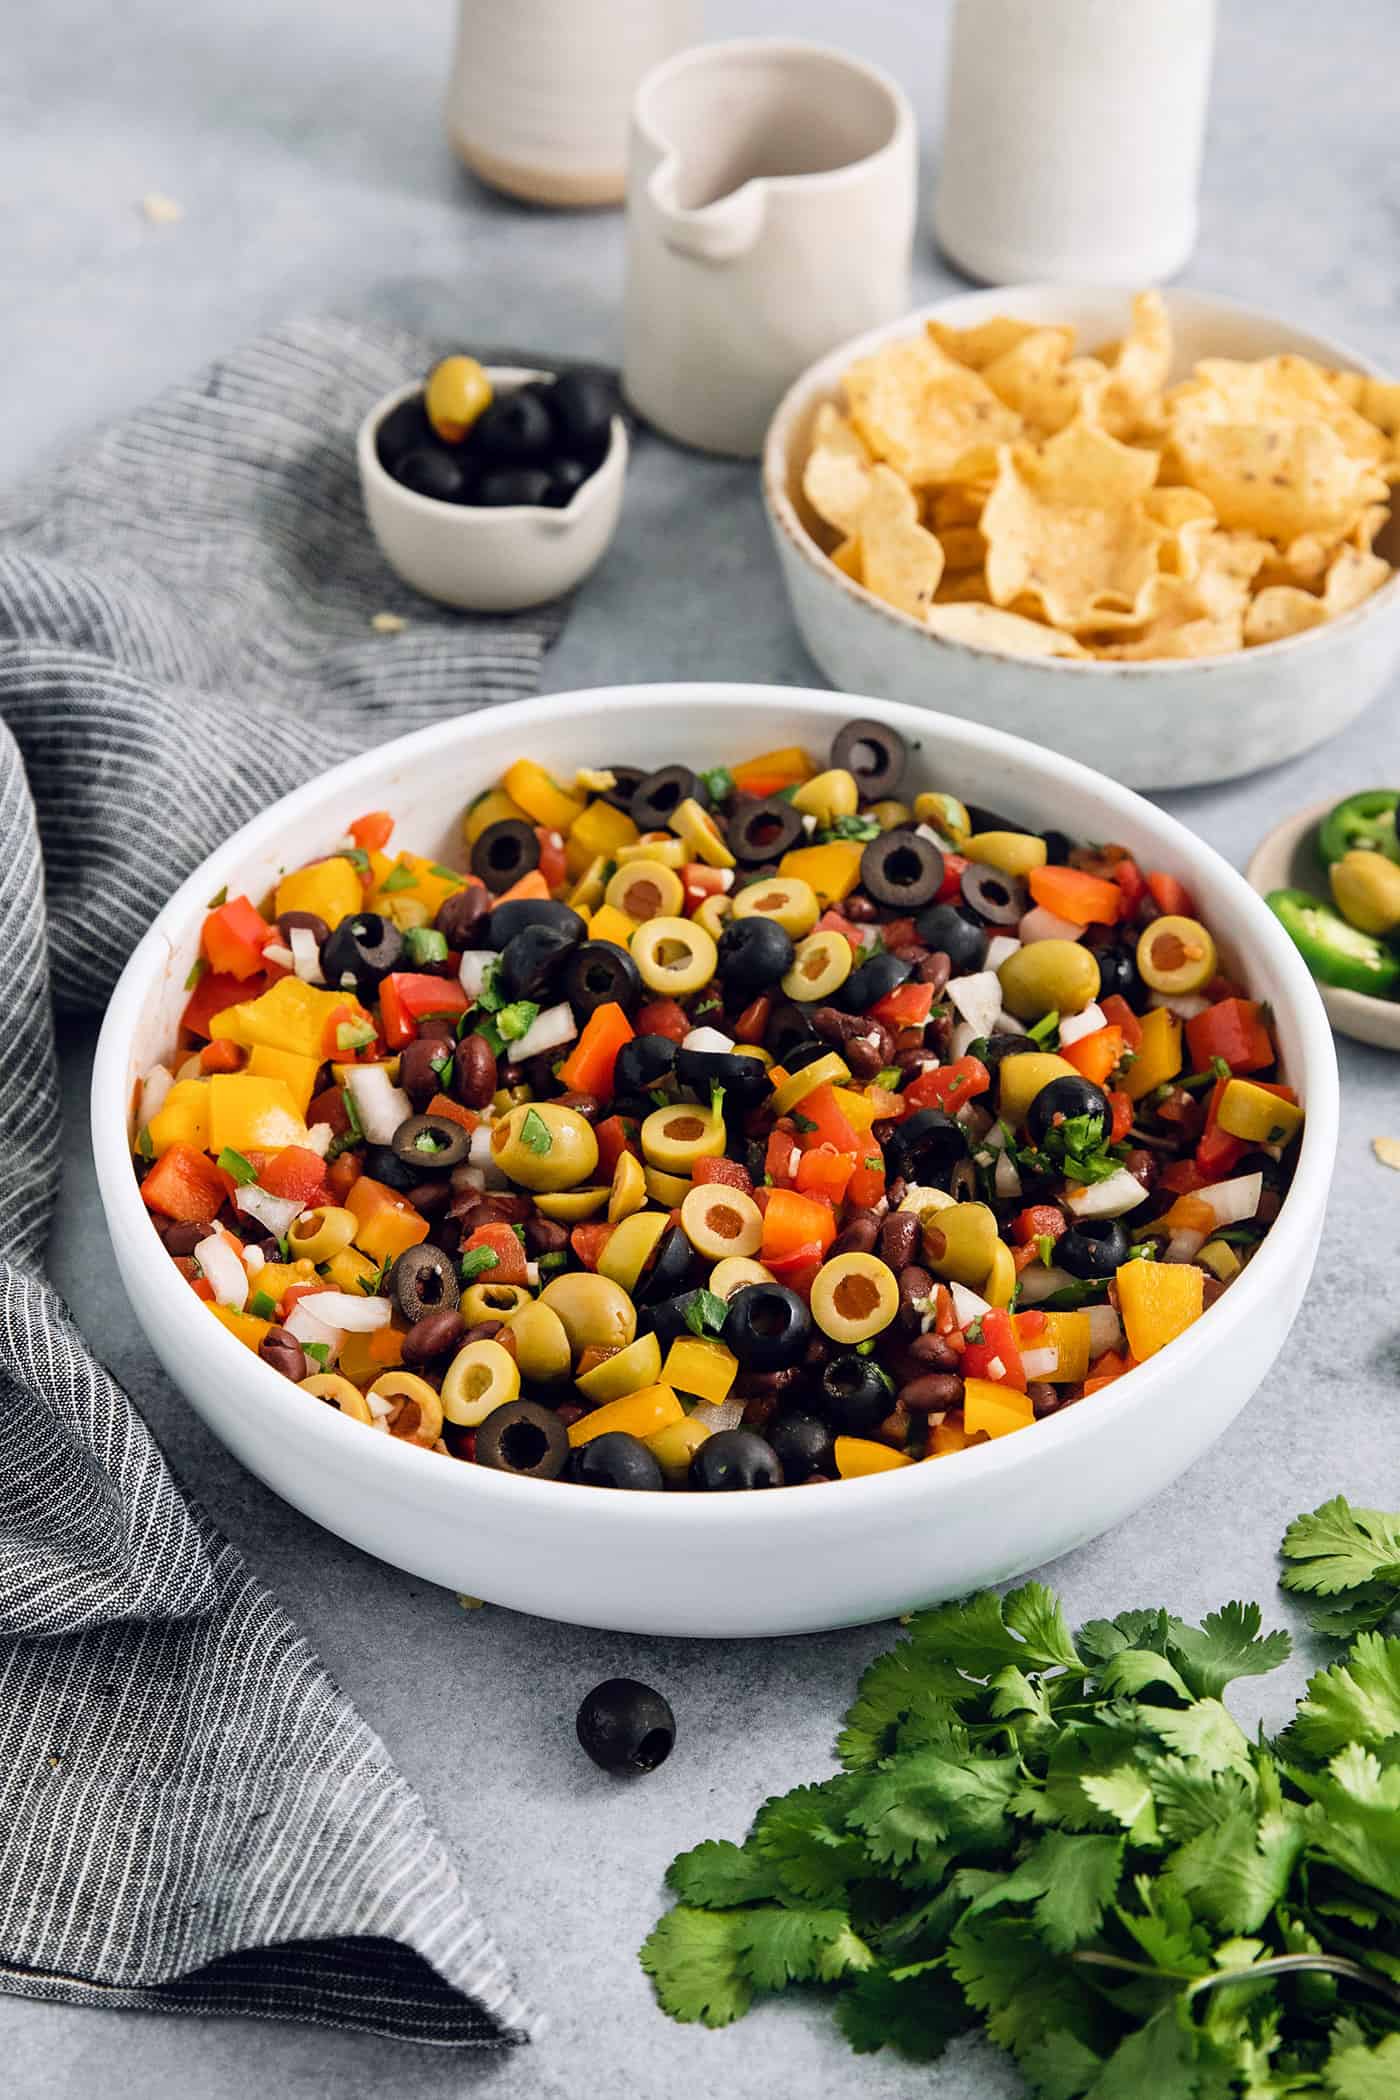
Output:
716,869,735,892
690,1399,745,1434
1149,990,1211,1020
284,1302,342,1361
139,1063,174,1126
1019,904,1084,943
946,970,1002,1038
262,942,296,970
1087,1304,1124,1357
524,1261,540,1286
800,812,817,834
994,1149,1023,1200
458,950,497,1000
303,1121,334,1158
176,1052,204,1083
457,1163,487,1188
1194,1172,1262,1227
985,934,1021,971
949,1279,991,1327
949,1018,980,1060
298,1290,392,1333
1065,1169,1150,1219
916,823,950,849
994,1011,1028,1036
1058,1002,1107,1047
289,925,325,984
511,1001,579,1063
194,1231,249,1311
242,1243,266,1275
683,1026,735,1054
468,1123,496,1166
986,1355,1006,1380
367,1390,395,1420
344,1063,413,1145
1164,1228,1207,1263
233,1183,304,1239
1016,1262,1074,1305
1020,1346,1057,1380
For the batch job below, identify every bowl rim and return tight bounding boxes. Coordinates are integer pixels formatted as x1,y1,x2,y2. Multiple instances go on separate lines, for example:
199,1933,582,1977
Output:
761,283,1399,678
92,681,1340,1531
357,371,628,529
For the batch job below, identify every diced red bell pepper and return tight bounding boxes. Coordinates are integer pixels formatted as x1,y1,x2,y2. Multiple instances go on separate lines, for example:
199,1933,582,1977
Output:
558,1001,634,1098
732,996,772,1046
845,1155,886,1210
762,1186,837,1262
463,1220,527,1285
534,827,568,890
1061,1024,1125,1090
816,909,868,955
681,864,729,912
594,1114,639,1180
902,1056,990,1115
326,1152,362,1200
764,1242,826,1297
795,1082,862,1155
936,853,968,903
182,968,267,1041
1011,1203,1066,1247
349,810,394,853
1158,1157,1207,1197
201,896,273,981
258,1145,332,1207
1107,1089,1134,1145
693,1156,754,1193
139,1143,235,1224
379,973,470,1049
1098,994,1143,1051
307,1085,351,1137
794,1145,857,1202
1185,997,1274,1076
879,917,919,953
959,1307,1026,1390
568,1222,614,1272
1113,859,1147,913
764,1126,801,1188
635,998,690,1045
1146,870,1198,919
425,1091,479,1136
870,981,935,1030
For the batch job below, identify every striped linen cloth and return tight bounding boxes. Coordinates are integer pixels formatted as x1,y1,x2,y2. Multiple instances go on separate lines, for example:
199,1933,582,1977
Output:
0,316,556,2042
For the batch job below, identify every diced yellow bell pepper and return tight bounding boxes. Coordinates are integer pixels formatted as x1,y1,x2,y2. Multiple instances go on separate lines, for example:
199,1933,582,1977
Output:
503,758,585,833
1198,1239,1241,1282
338,1325,407,1385
1121,1006,1182,1101
1115,1259,1204,1361
963,1379,1035,1439
778,839,865,905
567,855,610,913
147,1078,210,1155
1216,1079,1304,1146
617,835,686,868
207,1074,306,1154
246,1045,322,1117
832,1085,880,1134
345,1175,429,1265
998,1053,1077,1126
249,1258,316,1305
834,1435,914,1477
211,976,367,1060
928,1417,987,1457
274,856,362,931
1041,1310,1091,1385
368,851,466,923
983,1240,1017,1309
587,903,639,948
568,1382,683,1447
661,1336,737,1405
321,1246,380,1295
646,1415,711,1483
331,1056,400,1088
463,786,530,847
208,1304,271,1353
731,746,813,793
567,799,638,876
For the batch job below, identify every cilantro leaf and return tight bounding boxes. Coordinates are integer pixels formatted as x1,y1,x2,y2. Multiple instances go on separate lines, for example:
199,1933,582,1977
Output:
1281,1497,1400,1615
1324,2025,1400,2099
664,1838,785,1910
639,1907,752,2026
682,1288,729,1339
698,765,733,804
1289,1633,1400,1757
1166,1601,1292,1700
475,962,504,1014
460,1245,499,1283
518,1107,552,1154
1299,1741,1400,1902
1164,1799,1305,1932
380,863,418,893
751,1779,867,1902
847,1747,1020,1868
833,1960,973,2062
216,1146,258,1185
732,1906,873,1990
1085,2005,1200,2100
946,1917,1101,2062
497,999,540,1044
962,1830,1124,1951
247,1289,277,1320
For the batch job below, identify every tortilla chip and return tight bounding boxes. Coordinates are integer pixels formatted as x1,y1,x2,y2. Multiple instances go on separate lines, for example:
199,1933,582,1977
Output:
1144,486,1217,577
1097,290,1172,434
1323,544,1391,616
927,486,987,530
1167,419,1388,543
1243,587,1328,646
981,424,1162,629
802,403,874,537
936,525,987,571
981,332,1108,437
843,337,1021,486
1169,354,1389,467
854,465,945,619
1097,610,1244,660
829,536,863,582
927,602,1088,658
927,316,1074,372
934,568,993,605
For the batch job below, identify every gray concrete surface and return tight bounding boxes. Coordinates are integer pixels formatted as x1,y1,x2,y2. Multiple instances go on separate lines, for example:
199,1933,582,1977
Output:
5,0,1400,2093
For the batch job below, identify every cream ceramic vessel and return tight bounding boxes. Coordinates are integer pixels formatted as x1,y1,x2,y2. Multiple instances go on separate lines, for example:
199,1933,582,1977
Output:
763,287,1400,790
93,686,1338,1637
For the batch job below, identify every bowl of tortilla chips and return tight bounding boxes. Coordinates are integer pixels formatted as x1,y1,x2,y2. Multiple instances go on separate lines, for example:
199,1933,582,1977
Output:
762,287,1400,789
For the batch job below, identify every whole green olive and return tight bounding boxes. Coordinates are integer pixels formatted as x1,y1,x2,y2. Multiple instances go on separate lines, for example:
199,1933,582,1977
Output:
490,1102,599,1191
1330,849,1400,937
539,1272,637,1353
506,1300,573,1384
920,1202,1000,1288
997,939,1101,1021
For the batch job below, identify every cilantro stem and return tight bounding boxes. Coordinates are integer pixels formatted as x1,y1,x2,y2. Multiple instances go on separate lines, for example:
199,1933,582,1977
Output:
1073,1948,1400,2014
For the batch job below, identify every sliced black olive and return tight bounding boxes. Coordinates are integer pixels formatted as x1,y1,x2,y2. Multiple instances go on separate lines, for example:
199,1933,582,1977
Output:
471,386,554,465
722,1283,811,1371
784,1036,835,1071
1057,1218,1129,1280
837,951,913,1014
376,393,435,473
390,1112,472,1173
547,369,617,460
480,897,585,951
631,764,705,832
545,458,592,506
977,1030,1041,1077
819,1354,893,1436
498,922,580,1002
475,1399,570,1479
726,795,802,866
960,861,1030,927
477,466,553,508
362,1141,418,1192
394,447,467,502
1026,1075,1110,1145
766,1412,836,1482
859,829,944,910
576,1676,675,1771
639,1288,714,1349
568,1433,665,1491
830,718,906,800
717,915,796,997
1092,944,1146,1010
1039,829,1074,866
675,1046,771,1111
388,1242,461,1323
565,939,642,1018
613,1033,676,1098
914,903,987,974
882,1108,968,1188
471,818,541,895
322,911,403,1001
689,1430,783,1491
636,1223,696,1306
599,764,645,814
765,999,819,1067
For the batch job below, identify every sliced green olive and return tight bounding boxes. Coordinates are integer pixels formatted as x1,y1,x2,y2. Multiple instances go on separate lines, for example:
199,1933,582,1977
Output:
596,1210,669,1293
680,1183,763,1260
781,929,853,1003
809,1253,899,1343
575,1329,661,1403
604,857,684,922
732,875,820,939
532,1186,610,1222
919,1202,1000,1288
709,1255,775,1300
506,1300,572,1384
962,830,1047,877
441,1337,520,1427
631,916,718,995
640,1102,727,1173
791,769,859,824
462,1280,531,1324
1136,915,1217,994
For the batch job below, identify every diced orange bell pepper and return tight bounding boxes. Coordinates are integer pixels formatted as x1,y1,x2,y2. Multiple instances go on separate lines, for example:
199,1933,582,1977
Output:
207,1304,272,1353
139,1143,235,1224
1098,995,1142,1053
795,1082,861,1155
870,981,935,1030
1027,865,1122,926
462,1220,527,1284
568,1383,683,1448
730,746,813,795
1082,1350,1135,1395
834,1436,913,1477
1061,1024,1125,1089
761,1186,836,1263
1184,997,1275,1076
425,1090,479,1136
493,867,551,907
846,1156,886,1210
1146,870,1197,919
199,1038,247,1074
201,896,273,981
344,1175,429,1264
559,1001,635,1098
1115,1259,1204,1361
794,1145,857,1203
349,810,394,853
928,1414,988,1456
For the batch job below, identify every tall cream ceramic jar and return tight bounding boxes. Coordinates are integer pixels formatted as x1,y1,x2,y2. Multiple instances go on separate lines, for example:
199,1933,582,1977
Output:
446,0,701,207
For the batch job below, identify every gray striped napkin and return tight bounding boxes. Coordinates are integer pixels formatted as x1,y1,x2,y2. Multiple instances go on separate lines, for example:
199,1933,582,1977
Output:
0,315,559,2042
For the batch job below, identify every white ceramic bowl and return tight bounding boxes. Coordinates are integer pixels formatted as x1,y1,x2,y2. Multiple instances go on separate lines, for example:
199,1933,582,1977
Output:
763,287,1400,790
93,684,1339,1637
358,370,627,612
1247,796,1400,1053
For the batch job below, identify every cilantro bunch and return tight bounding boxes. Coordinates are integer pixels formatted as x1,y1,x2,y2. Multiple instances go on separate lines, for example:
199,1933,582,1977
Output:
641,1506,1400,2093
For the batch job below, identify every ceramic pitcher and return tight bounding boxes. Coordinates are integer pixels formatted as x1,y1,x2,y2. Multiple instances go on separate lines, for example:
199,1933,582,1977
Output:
446,0,700,208
622,39,917,458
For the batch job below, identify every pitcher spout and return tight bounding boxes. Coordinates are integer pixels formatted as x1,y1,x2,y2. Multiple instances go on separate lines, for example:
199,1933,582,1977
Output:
647,160,767,264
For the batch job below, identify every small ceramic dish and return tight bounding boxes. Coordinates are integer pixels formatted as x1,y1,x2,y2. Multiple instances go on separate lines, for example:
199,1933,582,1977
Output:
357,369,627,613
762,286,1400,791
1246,798,1400,1052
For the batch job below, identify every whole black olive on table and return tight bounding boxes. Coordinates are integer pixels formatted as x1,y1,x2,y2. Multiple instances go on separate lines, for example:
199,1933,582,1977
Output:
576,1678,676,1773
472,386,554,465
395,448,469,503
548,369,618,460
376,393,436,473
478,467,554,508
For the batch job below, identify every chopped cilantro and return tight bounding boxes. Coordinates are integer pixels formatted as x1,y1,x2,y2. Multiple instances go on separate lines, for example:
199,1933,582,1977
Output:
497,1000,540,1044
1212,1055,1233,1081
1027,1009,1060,1047
1035,1233,1055,1267
699,766,734,804
709,1081,727,1119
303,1341,330,1367
380,864,418,893
183,955,207,991
790,1111,818,1134
459,1245,500,1282
217,1146,258,1185
403,926,448,966
536,1250,568,1275
519,1108,553,1154
1038,1277,1111,1309
341,1086,364,1139
1124,1241,1157,1262
429,862,462,883
651,1087,672,1110
135,1126,155,1160
963,1317,984,1344
817,815,881,843
337,846,371,878
248,1289,277,1320
205,884,228,909
475,962,504,1014
864,1156,881,1173
875,1067,902,1090
683,1289,730,1339
429,1046,453,1081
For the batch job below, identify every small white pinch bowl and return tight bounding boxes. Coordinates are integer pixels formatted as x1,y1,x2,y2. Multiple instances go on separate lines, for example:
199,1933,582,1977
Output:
93,685,1338,1637
1247,797,1400,1053
763,286,1400,790
358,369,627,612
